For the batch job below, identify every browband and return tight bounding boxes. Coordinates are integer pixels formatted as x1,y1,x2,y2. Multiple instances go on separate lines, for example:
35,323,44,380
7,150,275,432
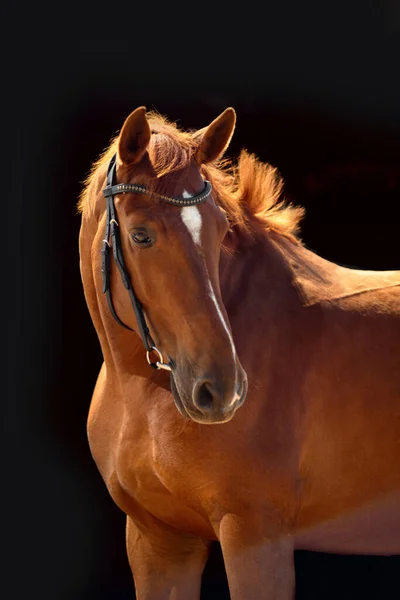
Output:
103,154,212,206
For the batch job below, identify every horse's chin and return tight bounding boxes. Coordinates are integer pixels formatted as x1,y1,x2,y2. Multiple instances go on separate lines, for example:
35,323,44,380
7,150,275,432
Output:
169,374,237,425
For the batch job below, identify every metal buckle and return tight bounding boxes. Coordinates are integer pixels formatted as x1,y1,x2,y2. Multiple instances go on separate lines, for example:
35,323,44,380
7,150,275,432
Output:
146,346,172,371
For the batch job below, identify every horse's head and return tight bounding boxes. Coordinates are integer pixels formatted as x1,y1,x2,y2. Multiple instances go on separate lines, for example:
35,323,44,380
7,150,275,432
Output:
97,106,247,424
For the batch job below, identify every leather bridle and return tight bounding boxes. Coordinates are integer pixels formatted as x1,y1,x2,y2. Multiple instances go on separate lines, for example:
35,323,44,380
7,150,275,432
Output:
101,154,212,370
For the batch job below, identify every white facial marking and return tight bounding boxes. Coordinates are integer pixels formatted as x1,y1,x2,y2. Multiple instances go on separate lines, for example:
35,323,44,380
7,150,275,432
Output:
207,279,236,361
181,204,202,246
181,195,239,403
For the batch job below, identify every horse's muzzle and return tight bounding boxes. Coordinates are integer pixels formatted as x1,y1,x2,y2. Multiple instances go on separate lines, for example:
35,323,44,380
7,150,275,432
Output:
170,366,248,424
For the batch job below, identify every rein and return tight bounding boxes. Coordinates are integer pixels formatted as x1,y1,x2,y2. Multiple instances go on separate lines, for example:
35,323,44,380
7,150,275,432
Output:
101,154,212,370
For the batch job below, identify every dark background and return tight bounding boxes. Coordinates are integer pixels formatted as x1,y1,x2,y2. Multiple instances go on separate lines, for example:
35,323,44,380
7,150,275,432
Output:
6,1,400,598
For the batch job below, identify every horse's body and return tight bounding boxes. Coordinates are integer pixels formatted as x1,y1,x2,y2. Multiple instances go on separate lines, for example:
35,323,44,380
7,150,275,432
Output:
79,107,400,599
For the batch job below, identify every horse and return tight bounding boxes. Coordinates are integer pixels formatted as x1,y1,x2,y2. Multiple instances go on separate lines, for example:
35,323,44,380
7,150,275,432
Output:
78,106,400,599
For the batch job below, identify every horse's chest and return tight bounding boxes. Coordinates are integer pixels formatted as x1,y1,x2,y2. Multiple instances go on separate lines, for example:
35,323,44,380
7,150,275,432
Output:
114,430,217,538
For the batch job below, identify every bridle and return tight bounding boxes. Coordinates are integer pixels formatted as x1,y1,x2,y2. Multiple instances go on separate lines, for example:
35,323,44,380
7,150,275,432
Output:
101,153,212,370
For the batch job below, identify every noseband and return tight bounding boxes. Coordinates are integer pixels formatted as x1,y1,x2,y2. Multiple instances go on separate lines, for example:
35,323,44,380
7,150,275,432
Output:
101,154,212,370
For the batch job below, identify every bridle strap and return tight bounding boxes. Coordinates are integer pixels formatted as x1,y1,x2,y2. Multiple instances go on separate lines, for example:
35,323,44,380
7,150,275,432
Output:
103,176,212,206
102,155,154,352
101,154,212,365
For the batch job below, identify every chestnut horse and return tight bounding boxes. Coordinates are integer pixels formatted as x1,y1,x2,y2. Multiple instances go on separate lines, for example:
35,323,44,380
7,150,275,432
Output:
78,106,400,599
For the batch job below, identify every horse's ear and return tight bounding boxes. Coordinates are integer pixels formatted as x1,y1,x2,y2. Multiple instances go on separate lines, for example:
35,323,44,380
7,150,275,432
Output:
118,106,151,166
194,107,236,164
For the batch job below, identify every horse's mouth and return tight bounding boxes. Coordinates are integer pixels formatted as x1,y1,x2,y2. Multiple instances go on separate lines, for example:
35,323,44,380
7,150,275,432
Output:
169,373,244,425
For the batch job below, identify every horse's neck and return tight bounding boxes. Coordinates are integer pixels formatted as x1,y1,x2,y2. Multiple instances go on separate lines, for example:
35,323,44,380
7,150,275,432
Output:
219,225,304,313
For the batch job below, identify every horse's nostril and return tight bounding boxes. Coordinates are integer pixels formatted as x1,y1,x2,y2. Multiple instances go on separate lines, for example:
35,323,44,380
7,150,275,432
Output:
192,377,245,417
194,381,215,411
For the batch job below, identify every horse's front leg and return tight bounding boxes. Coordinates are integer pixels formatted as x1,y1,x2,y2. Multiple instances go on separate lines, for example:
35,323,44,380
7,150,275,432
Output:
219,515,295,600
126,516,210,600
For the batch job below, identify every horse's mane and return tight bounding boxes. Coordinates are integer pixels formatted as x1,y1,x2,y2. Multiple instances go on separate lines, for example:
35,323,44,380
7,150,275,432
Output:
78,111,304,239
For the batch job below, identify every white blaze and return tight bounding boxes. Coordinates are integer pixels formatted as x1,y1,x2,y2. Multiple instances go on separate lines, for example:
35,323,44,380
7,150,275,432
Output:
180,203,202,246
180,196,237,372
207,279,236,362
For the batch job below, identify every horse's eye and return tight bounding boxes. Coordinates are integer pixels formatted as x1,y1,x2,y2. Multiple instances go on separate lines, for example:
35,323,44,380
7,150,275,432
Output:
131,228,154,248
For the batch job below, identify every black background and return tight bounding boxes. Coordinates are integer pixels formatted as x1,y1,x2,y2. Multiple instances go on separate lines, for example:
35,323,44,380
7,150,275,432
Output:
6,1,400,598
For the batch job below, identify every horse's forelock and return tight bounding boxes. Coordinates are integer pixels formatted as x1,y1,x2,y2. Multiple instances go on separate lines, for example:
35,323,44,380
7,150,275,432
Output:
148,131,195,179
78,112,304,239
